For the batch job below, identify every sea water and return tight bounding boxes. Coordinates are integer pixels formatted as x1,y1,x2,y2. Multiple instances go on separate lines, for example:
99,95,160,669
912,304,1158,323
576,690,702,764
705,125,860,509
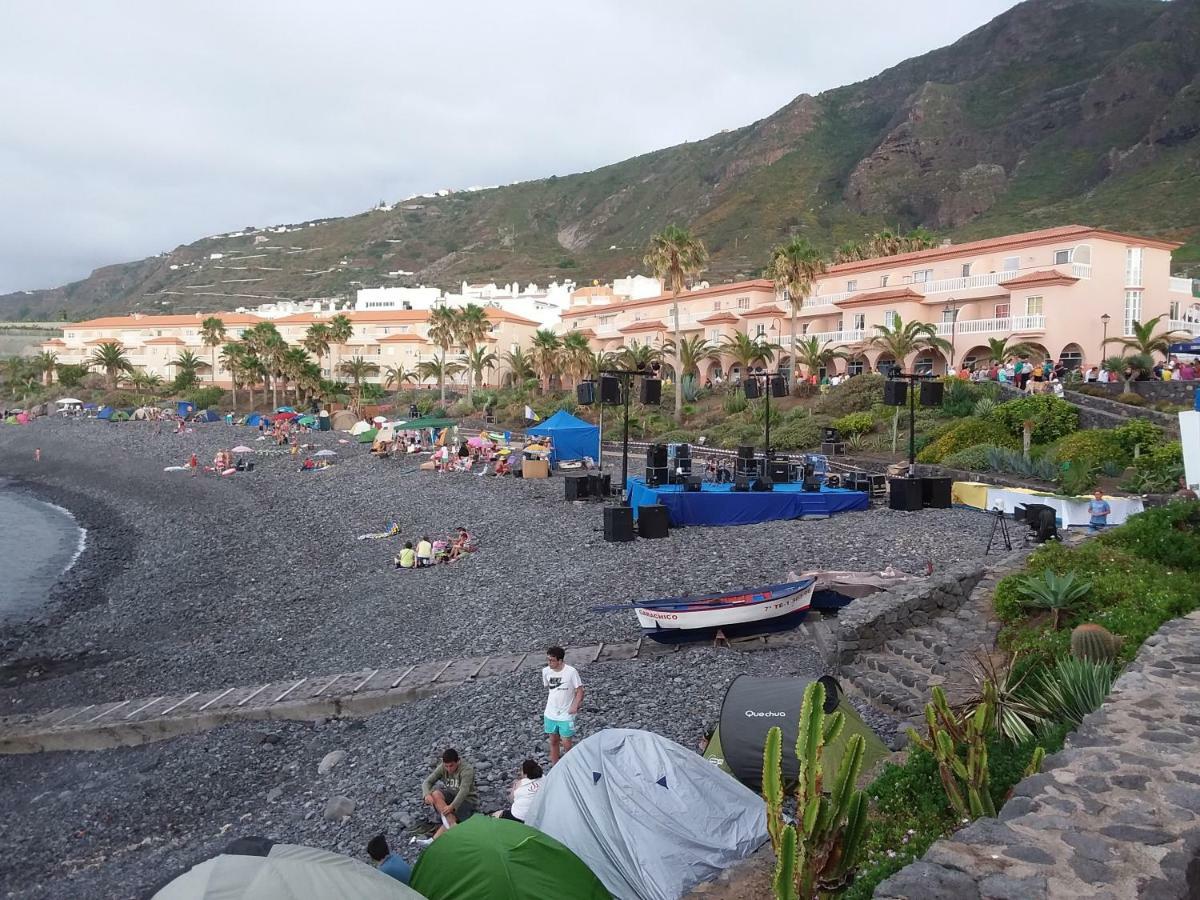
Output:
0,486,87,623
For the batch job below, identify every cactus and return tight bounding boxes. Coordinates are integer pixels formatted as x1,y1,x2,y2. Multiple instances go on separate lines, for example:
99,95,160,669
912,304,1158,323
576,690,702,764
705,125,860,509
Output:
1024,745,1046,778
1071,623,1122,663
907,683,996,821
762,680,868,899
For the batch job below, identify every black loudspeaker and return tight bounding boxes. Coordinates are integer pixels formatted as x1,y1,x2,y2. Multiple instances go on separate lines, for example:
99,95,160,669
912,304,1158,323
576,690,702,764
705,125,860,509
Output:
752,476,774,492
744,378,760,399
685,474,703,492
823,427,841,443
576,381,596,405
640,378,662,404
599,374,622,405
768,460,791,482
770,375,788,398
409,404,419,419
884,380,908,406
603,505,635,542
673,443,692,475
921,476,952,509
888,477,924,511
920,381,945,407
638,505,670,539
646,444,669,487
733,474,751,492
803,476,823,493
738,445,756,461
599,472,612,497
565,476,589,501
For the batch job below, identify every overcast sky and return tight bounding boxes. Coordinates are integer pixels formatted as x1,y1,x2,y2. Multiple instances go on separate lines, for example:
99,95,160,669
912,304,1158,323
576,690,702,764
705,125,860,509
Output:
0,0,1021,294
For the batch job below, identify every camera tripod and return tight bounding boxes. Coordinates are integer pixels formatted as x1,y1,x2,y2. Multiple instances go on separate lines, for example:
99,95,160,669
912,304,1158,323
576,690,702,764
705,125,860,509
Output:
985,505,1013,555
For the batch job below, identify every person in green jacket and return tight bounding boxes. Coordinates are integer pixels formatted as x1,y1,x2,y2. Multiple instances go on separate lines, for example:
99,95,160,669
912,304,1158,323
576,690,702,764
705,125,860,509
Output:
419,748,478,841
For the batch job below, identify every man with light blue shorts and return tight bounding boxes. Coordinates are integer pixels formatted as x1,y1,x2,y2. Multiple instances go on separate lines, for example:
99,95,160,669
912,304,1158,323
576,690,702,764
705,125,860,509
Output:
542,645,584,764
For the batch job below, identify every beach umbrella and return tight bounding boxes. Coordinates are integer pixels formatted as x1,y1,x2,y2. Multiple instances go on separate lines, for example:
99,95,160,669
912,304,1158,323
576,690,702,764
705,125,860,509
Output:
298,415,316,426
357,428,379,444
314,449,338,457
274,411,299,421
276,406,297,413
349,420,372,435
232,445,253,453
372,415,387,424
56,398,83,405
152,842,421,899
467,436,484,448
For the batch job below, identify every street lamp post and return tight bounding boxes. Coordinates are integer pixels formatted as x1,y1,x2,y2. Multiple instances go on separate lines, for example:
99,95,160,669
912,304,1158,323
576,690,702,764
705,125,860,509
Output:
1100,313,1111,364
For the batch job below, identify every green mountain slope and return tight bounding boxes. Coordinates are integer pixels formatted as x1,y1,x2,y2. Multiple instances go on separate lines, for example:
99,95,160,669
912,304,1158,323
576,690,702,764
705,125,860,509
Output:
4,0,1198,322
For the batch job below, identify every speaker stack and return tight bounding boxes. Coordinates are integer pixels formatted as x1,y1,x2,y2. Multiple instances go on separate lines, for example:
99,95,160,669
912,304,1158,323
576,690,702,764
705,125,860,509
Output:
735,445,760,480
637,505,670,539
921,476,952,509
599,375,622,405
646,443,669,487
768,460,791,483
685,474,703,492
603,505,635,542
744,378,760,399
668,443,692,483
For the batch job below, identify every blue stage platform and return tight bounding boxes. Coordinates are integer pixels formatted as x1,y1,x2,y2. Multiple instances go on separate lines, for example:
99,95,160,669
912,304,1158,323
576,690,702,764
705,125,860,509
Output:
625,477,870,527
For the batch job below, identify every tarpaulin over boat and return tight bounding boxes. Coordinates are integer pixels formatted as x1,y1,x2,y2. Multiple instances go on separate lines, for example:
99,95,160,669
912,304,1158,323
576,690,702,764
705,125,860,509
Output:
524,728,766,900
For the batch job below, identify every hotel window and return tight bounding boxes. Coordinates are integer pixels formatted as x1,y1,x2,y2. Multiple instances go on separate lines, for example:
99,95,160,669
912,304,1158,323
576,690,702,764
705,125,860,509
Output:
1124,291,1141,336
1054,249,1073,265
941,308,959,323
846,279,857,291
1170,300,1180,321
1026,296,1044,316
849,313,863,331
914,269,932,283
961,263,972,277
755,323,766,337
801,323,810,335
713,301,722,310
879,274,889,287
1125,247,1143,287
836,316,845,332
883,309,897,328
708,329,720,343
995,303,1010,319
1003,256,1020,272
737,297,751,309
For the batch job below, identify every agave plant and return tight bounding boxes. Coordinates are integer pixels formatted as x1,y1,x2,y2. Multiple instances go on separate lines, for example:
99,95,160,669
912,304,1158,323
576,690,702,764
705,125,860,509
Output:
972,397,997,418
1021,657,1117,728
1015,570,1092,630
956,653,1046,745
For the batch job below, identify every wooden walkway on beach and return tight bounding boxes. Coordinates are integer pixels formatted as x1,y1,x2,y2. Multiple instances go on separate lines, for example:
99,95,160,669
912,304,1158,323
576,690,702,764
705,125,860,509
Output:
0,620,828,754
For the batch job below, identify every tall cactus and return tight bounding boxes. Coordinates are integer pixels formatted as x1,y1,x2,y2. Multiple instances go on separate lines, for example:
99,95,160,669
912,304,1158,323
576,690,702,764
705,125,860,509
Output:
763,680,869,900
908,683,996,820
1071,623,1122,663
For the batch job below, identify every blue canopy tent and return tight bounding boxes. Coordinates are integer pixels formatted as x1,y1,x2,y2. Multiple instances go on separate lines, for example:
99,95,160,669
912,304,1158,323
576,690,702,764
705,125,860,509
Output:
1169,341,1200,355
96,405,114,420
176,401,195,418
526,410,600,466
244,412,269,427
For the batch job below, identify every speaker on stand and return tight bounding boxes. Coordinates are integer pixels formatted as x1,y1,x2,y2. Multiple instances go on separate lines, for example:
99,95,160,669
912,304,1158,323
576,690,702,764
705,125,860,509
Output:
576,381,596,405
599,375,622,405
646,443,669,487
883,380,908,406
920,380,945,407
640,378,662,404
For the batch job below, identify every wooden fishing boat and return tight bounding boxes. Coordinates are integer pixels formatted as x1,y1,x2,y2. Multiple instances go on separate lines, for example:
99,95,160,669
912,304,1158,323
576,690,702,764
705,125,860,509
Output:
631,578,815,634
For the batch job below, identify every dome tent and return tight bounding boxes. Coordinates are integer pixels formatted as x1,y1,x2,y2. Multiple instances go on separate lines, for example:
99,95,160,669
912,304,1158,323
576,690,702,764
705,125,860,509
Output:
704,675,889,791
524,728,766,900
410,815,608,900
525,410,599,465
331,409,357,431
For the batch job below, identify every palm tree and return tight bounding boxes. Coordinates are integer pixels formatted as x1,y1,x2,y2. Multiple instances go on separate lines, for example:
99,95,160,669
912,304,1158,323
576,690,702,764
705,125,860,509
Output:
454,303,491,403
662,335,716,400
427,306,459,403
32,350,58,386
644,224,709,421
766,236,827,376
1104,315,1187,361
220,343,247,408
615,340,663,374
281,347,311,402
529,329,563,392
383,364,415,391
339,355,380,413
462,346,499,391
199,317,227,383
792,337,849,378
559,331,593,387
1102,353,1153,392
242,352,268,409
416,353,463,395
985,337,1035,365
295,362,325,406
586,349,616,382
720,332,776,374
169,350,210,389
502,347,536,386
303,324,331,377
834,228,940,263
89,342,132,390
325,314,354,385
867,314,953,371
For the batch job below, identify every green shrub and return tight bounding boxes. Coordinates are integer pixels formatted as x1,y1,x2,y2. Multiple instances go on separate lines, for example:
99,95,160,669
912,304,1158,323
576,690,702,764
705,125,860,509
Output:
812,373,884,416
1122,442,1185,493
722,391,748,414
1058,459,1099,495
710,422,764,449
1102,501,1200,570
1051,430,1126,469
940,445,996,470
916,417,1019,463
990,395,1079,443
772,417,822,450
972,397,998,418
1113,419,1163,456
832,411,875,436
55,363,89,388
941,377,997,417
984,447,1058,481
652,429,698,444
184,386,225,410
1115,391,1147,406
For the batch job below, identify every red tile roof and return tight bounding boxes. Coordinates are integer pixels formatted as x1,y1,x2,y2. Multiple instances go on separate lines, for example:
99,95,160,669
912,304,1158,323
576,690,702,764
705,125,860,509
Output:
572,280,776,318
999,269,1080,289
835,287,924,307
740,304,788,318
72,312,262,328
619,320,667,334
697,311,740,325
142,337,187,345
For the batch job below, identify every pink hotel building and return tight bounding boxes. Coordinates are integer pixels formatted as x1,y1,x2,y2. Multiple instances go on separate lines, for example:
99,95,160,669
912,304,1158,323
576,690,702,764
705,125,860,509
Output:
564,225,1198,381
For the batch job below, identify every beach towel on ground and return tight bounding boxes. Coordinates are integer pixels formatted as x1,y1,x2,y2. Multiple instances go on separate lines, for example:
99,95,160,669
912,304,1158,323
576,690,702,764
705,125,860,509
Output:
357,522,402,541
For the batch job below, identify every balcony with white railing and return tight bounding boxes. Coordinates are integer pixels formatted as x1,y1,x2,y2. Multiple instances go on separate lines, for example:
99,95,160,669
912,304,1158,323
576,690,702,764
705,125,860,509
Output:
1012,315,1046,332
1071,263,1092,279
1171,276,1196,295
1169,319,1200,337
805,329,865,345
935,318,1007,336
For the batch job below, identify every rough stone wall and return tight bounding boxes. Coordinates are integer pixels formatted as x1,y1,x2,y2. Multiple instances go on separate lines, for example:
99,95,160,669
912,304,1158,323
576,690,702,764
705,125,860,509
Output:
1074,380,1199,404
833,562,988,668
874,610,1200,899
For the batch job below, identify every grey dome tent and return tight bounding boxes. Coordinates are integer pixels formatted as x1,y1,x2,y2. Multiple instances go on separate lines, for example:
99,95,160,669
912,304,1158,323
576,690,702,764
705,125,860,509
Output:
703,675,889,792
524,728,766,900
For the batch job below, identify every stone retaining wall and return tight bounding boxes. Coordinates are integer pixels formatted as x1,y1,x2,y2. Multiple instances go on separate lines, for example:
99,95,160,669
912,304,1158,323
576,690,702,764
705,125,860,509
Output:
1073,380,1199,404
874,610,1200,899
832,562,989,668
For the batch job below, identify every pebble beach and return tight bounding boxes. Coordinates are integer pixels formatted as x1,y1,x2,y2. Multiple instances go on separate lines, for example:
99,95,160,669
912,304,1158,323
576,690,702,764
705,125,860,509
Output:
0,417,1001,898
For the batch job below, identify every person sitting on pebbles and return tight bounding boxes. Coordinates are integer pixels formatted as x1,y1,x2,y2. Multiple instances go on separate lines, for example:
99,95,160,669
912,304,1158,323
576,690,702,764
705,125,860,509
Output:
491,759,543,824
417,747,477,844
447,527,476,561
395,541,417,570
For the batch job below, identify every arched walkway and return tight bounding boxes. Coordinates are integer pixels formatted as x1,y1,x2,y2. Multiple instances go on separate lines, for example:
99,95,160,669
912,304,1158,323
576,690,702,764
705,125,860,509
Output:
845,355,867,377
912,348,949,376
962,344,992,370
1058,343,1084,371
1017,343,1051,365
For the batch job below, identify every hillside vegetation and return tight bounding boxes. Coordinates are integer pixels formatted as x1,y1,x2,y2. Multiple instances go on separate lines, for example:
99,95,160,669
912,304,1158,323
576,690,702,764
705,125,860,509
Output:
4,0,1199,321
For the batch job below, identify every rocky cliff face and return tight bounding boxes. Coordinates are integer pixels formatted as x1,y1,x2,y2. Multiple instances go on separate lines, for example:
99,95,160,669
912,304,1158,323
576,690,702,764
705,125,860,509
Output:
4,0,1197,321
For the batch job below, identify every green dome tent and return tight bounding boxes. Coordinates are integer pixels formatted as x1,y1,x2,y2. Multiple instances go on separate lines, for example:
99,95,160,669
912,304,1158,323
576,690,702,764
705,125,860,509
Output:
410,816,610,900
704,675,889,791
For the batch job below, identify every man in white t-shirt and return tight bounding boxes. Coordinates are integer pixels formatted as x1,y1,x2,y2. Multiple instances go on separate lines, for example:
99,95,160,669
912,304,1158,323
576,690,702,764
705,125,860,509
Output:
541,645,584,764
